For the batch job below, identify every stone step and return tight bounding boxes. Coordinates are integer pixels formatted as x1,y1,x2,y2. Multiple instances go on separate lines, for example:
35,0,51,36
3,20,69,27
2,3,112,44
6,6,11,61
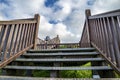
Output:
14,58,104,62
23,52,99,56
4,66,112,70
28,48,95,53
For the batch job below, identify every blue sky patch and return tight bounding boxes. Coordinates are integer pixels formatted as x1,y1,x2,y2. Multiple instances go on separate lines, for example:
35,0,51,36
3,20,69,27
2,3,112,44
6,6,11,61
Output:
53,5,62,12
45,0,59,7
87,0,96,5
49,20,60,24
0,0,10,6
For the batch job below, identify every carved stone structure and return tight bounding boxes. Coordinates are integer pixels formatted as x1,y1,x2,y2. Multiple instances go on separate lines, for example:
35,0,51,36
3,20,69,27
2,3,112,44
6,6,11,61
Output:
37,35,60,49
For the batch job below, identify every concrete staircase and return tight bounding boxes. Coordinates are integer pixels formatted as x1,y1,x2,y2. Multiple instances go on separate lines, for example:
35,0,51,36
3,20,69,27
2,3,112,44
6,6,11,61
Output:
2,48,114,78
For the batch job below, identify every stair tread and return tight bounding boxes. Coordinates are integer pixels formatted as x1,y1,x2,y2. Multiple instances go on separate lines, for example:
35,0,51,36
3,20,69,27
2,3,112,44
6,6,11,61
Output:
28,48,95,52
23,52,99,56
15,58,104,62
0,76,118,80
4,66,112,70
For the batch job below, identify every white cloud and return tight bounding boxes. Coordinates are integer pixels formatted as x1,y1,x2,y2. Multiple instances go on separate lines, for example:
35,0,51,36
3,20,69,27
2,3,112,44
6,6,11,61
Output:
53,23,80,43
0,0,53,19
50,0,88,42
91,0,120,14
0,13,4,20
40,16,53,32
38,15,54,39
0,15,2,19
38,16,79,43
0,0,120,43
57,0,72,15
54,23,70,37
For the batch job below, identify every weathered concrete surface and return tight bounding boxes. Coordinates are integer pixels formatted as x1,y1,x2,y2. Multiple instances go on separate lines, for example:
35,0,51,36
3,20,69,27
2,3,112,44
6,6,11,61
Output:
0,76,119,80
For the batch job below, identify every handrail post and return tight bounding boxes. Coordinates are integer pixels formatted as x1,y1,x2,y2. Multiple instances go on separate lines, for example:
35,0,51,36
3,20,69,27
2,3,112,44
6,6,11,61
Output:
33,14,40,49
85,9,91,47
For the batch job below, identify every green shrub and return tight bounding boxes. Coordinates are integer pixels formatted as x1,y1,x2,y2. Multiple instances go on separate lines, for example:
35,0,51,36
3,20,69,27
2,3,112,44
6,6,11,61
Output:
33,70,50,77
115,72,120,78
32,63,92,78
60,62,92,78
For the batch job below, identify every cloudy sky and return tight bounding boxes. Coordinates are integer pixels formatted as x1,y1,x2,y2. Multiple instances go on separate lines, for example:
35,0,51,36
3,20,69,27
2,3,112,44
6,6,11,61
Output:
0,0,120,43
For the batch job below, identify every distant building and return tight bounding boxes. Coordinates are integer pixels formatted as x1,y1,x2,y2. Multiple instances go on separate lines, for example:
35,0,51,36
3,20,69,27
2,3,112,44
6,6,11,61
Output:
37,35,60,49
